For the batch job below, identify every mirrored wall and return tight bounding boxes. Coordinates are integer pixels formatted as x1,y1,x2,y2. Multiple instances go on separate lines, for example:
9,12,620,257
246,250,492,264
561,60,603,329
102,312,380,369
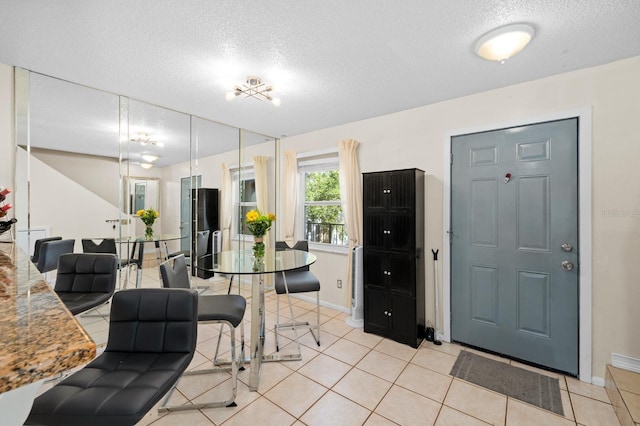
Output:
14,68,279,278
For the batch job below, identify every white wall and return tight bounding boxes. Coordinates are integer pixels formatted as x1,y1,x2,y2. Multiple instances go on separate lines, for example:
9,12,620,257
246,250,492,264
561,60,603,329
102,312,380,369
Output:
282,55,640,380
19,148,121,252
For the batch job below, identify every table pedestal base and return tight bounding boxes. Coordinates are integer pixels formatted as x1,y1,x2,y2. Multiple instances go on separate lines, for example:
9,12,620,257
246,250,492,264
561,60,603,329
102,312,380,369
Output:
248,273,302,391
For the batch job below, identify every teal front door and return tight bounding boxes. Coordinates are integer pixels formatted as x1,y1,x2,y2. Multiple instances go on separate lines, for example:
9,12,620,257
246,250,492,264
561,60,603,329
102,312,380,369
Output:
450,118,579,375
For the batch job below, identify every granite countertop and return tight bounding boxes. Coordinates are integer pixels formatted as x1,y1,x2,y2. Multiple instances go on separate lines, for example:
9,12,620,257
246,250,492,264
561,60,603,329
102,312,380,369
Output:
0,242,96,393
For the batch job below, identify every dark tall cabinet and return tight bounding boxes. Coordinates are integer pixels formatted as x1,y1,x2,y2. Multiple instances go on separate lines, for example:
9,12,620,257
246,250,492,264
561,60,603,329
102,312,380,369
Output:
363,168,425,348
192,188,219,278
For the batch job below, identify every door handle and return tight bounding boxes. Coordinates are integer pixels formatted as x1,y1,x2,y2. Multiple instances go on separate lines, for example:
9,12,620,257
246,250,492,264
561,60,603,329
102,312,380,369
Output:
561,261,574,271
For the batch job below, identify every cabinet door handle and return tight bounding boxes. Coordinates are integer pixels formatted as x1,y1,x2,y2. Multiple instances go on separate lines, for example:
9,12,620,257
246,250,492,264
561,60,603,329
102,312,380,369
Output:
388,311,392,317
384,310,388,315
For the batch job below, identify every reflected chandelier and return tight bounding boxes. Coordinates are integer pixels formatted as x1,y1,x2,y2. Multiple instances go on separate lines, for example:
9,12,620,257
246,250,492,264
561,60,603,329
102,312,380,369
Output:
225,76,281,106
130,132,163,146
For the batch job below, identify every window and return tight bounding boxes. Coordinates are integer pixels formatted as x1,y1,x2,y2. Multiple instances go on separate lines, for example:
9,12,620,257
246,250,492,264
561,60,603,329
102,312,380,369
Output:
298,151,348,247
232,168,256,238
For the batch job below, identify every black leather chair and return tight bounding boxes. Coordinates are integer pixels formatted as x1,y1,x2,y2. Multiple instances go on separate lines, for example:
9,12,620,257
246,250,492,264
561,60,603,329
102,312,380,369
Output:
54,253,118,316
274,240,321,350
159,254,245,411
31,236,62,263
25,288,199,426
82,238,144,289
35,239,75,274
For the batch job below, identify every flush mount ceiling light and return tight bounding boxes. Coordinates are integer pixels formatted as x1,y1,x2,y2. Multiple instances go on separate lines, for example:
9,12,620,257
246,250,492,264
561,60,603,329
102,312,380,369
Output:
474,23,535,63
142,154,159,163
140,163,153,169
225,76,281,106
130,132,164,147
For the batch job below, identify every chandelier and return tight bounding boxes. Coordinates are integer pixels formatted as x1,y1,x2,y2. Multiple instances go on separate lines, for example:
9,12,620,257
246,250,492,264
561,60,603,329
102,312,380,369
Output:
225,76,281,106
130,132,163,146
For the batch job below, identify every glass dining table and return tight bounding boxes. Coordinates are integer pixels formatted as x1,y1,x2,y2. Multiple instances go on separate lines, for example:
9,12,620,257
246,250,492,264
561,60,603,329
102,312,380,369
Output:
115,234,184,286
198,248,317,391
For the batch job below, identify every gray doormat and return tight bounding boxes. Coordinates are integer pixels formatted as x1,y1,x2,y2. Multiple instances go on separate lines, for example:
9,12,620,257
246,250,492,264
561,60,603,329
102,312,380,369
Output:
450,351,564,415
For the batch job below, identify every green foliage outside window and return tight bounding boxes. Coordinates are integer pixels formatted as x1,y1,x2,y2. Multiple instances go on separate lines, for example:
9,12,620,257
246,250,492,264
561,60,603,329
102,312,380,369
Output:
305,170,348,245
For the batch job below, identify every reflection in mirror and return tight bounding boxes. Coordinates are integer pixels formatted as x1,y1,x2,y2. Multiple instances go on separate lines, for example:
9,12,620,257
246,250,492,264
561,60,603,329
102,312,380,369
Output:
14,67,279,274
125,177,159,214
122,98,190,245
237,130,278,252
15,70,121,254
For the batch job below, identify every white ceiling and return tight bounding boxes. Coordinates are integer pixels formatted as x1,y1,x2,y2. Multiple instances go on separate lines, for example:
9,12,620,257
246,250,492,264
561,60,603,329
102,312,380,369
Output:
1,0,640,141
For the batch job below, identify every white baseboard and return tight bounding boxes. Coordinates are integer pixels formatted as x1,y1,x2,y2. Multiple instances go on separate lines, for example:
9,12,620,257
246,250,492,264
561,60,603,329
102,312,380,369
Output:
612,353,640,374
591,376,605,387
292,293,350,314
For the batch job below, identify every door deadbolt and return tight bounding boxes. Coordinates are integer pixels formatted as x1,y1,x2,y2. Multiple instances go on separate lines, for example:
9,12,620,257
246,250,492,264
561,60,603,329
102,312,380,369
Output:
561,261,574,271
561,243,573,252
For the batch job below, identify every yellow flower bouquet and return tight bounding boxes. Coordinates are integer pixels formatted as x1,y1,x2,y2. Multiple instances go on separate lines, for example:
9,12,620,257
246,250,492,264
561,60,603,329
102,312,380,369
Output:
137,208,159,238
246,209,275,262
245,209,275,238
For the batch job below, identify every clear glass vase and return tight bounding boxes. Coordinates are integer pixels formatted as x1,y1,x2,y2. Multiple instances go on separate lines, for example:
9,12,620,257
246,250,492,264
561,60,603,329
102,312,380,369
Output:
145,224,154,240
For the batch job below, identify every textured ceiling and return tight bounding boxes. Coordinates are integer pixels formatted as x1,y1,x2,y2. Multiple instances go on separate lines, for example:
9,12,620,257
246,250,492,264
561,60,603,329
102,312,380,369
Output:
1,0,640,141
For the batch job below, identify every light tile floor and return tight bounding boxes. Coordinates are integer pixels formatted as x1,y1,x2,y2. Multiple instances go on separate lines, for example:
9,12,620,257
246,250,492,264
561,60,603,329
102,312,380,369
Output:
44,266,622,426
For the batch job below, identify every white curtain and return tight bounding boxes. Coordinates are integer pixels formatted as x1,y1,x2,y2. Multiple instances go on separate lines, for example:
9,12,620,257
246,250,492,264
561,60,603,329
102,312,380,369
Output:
220,163,232,251
338,139,363,306
253,155,270,247
283,151,298,245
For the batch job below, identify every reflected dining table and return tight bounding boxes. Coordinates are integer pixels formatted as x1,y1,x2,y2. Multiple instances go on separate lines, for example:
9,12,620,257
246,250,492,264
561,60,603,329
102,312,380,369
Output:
115,234,185,286
198,248,317,391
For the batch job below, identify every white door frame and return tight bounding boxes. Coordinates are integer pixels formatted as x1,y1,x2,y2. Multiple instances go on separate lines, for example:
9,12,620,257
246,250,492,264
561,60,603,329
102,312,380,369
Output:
442,107,593,383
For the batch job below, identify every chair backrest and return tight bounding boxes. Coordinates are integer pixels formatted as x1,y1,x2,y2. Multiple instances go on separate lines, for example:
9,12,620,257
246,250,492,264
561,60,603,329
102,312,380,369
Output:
36,239,75,273
31,236,62,263
160,254,191,290
82,238,117,254
195,230,210,257
54,253,118,295
275,240,310,271
106,288,199,355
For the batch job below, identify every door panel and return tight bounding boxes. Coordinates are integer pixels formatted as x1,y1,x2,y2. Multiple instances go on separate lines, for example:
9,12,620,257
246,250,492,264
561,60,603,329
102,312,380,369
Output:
517,270,550,337
470,178,498,247
470,265,499,326
363,250,388,288
517,176,550,251
390,214,414,252
364,287,388,335
390,294,415,342
363,214,386,249
363,174,386,212
389,172,414,211
451,118,579,375
389,254,415,295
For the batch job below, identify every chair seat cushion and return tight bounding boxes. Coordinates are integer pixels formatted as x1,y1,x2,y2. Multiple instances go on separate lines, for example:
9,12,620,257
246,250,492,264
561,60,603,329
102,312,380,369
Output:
198,294,246,327
56,292,113,316
26,351,193,426
275,270,321,294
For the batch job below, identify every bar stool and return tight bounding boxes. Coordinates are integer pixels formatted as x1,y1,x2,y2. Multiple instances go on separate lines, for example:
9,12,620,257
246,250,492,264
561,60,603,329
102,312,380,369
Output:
81,238,143,289
159,254,246,410
25,288,199,426
35,239,75,274
274,240,321,350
